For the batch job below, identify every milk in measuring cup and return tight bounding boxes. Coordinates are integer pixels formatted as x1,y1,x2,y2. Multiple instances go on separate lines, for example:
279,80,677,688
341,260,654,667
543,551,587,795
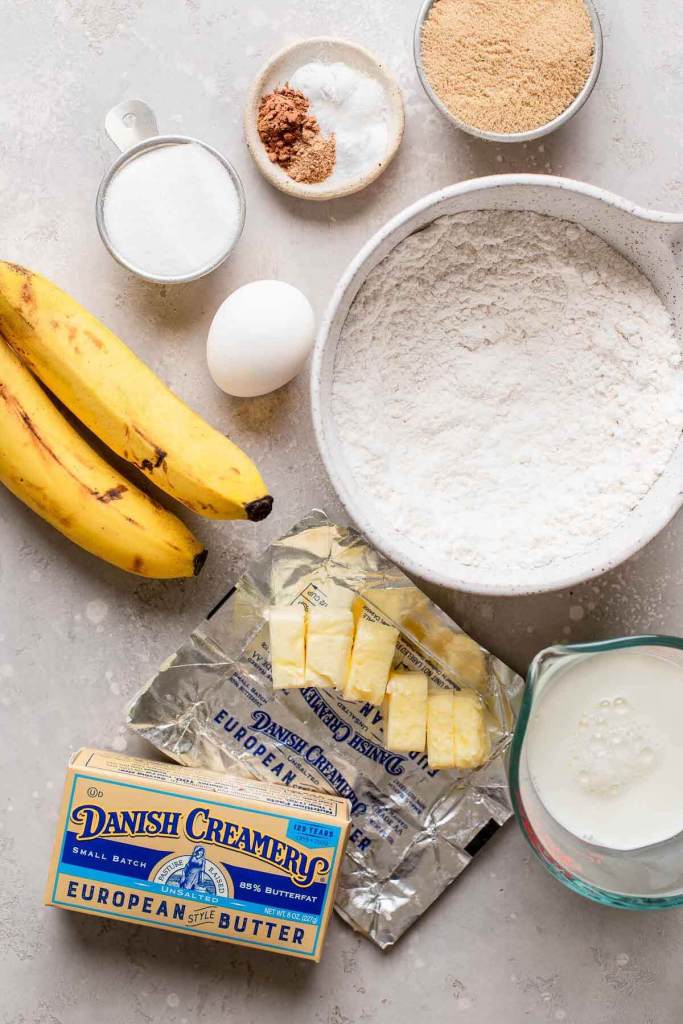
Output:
526,649,683,850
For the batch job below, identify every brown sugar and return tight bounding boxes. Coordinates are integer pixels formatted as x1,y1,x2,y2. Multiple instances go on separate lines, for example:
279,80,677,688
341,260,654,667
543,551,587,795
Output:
257,85,335,184
421,0,595,135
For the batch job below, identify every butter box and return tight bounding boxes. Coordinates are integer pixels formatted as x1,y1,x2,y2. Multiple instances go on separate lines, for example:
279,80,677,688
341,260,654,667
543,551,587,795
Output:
45,748,349,960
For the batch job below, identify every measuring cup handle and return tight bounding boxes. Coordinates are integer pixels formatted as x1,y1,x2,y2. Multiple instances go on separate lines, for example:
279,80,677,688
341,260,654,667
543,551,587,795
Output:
105,100,159,152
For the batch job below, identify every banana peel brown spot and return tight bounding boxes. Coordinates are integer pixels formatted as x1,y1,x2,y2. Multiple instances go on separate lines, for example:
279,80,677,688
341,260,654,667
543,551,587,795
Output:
0,381,70,477
133,555,144,573
140,447,167,472
5,263,31,278
0,384,146,523
0,309,34,342
21,281,35,309
132,425,167,472
97,484,127,503
15,404,94,493
84,329,104,350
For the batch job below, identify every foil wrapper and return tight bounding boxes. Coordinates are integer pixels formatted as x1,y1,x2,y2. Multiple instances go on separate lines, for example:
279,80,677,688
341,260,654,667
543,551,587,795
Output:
127,511,523,948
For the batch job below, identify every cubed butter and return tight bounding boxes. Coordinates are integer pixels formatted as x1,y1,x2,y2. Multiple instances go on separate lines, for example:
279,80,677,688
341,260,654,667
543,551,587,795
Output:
269,605,306,689
452,689,491,769
446,634,488,691
384,671,428,753
427,689,490,770
427,691,456,769
344,618,399,704
305,607,354,690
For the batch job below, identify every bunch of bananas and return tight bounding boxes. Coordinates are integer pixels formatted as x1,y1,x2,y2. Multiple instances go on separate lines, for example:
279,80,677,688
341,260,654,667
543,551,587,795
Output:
0,263,272,578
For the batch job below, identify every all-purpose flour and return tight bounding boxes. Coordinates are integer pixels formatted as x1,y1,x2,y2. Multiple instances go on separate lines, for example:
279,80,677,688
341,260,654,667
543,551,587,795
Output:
332,211,683,571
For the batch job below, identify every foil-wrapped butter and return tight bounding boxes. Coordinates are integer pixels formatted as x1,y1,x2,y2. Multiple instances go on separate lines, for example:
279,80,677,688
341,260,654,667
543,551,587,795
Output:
127,511,523,948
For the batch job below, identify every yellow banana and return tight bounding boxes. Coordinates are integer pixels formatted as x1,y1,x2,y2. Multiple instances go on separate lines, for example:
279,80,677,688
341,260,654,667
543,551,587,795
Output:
0,262,273,521
0,336,207,579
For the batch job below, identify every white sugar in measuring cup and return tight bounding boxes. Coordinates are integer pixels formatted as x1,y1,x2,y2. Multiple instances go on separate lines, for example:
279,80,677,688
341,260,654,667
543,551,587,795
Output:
312,175,683,595
96,100,246,284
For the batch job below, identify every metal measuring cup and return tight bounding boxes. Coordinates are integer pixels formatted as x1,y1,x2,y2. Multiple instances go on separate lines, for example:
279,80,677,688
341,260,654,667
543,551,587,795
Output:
96,100,247,284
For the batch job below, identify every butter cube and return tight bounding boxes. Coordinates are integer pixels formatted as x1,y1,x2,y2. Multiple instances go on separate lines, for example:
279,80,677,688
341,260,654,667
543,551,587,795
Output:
452,689,491,769
305,607,355,690
427,691,456,769
269,605,306,690
344,618,399,704
384,671,428,753
446,634,488,691
427,689,490,770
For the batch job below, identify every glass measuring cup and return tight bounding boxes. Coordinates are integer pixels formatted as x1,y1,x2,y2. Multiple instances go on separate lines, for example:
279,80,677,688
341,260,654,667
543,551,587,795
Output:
508,636,683,908
96,100,246,284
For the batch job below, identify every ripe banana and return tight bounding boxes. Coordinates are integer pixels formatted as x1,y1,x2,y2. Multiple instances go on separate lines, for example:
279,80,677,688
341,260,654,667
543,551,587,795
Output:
0,262,273,521
0,336,207,579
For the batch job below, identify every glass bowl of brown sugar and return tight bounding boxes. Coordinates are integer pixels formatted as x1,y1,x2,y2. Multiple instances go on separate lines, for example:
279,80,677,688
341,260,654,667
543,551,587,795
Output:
414,0,603,144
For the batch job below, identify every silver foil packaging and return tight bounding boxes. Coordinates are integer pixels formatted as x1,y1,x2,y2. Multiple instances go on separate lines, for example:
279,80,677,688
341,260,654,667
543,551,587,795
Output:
127,511,523,948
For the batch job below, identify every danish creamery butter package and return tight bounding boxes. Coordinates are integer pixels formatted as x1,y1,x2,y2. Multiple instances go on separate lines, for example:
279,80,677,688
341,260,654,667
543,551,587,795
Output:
45,748,349,960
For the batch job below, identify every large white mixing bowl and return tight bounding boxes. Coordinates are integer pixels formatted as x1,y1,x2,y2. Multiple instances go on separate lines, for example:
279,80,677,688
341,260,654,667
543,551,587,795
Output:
311,175,683,595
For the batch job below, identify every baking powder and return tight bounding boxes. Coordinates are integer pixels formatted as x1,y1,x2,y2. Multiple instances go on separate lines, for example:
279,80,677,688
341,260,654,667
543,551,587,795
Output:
332,211,683,572
289,62,389,184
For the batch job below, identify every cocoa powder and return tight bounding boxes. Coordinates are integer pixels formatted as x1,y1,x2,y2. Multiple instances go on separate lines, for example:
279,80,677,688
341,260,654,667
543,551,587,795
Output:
257,85,335,185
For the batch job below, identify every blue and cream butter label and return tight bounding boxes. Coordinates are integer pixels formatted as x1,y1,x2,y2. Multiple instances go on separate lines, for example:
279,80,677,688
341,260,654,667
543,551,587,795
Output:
45,749,349,960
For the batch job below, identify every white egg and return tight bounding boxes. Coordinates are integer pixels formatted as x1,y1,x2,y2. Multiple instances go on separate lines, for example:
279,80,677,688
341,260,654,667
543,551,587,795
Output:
207,280,315,398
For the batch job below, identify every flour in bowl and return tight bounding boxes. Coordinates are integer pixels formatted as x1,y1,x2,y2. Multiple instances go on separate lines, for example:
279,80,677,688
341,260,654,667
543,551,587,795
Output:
332,211,683,571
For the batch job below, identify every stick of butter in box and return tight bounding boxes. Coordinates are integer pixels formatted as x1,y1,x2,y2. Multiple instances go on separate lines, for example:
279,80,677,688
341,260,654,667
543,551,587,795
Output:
305,607,354,690
344,617,399,704
427,690,490,770
269,605,306,689
384,671,428,753
45,749,349,961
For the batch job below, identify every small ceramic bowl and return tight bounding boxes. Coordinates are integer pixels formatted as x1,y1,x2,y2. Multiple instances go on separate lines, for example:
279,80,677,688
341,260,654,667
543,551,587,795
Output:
244,37,404,201
414,0,603,144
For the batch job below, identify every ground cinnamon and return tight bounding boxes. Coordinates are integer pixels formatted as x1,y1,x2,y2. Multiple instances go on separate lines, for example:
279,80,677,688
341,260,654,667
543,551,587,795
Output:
288,135,336,184
257,86,335,185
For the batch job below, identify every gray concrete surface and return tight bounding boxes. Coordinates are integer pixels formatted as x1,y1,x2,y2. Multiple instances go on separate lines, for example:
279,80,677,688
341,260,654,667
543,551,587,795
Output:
1,0,682,1020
